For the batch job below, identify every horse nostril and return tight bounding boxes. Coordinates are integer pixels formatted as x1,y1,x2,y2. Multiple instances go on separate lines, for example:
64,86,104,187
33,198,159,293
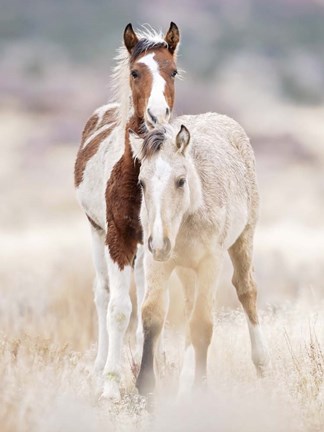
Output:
163,237,171,255
147,109,157,124
166,107,170,116
148,236,153,253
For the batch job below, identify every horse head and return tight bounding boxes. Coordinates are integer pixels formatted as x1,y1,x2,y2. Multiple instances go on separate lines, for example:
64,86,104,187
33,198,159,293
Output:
130,124,202,261
123,23,180,130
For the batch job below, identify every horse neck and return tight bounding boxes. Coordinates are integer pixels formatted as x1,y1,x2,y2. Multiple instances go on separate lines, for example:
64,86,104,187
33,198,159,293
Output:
127,114,146,136
186,155,203,214
123,114,145,161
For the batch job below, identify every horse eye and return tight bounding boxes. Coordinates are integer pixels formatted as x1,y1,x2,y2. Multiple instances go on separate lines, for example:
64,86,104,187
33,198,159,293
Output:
176,177,186,188
131,70,139,79
139,179,145,190
171,70,178,78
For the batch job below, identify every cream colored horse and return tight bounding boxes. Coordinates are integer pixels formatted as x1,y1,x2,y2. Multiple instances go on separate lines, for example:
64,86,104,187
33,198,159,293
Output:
130,114,270,396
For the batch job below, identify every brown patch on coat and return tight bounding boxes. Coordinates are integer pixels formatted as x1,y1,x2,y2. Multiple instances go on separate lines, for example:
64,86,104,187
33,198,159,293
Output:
74,108,117,187
105,126,143,270
81,113,99,146
74,127,114,187
97,108,118,128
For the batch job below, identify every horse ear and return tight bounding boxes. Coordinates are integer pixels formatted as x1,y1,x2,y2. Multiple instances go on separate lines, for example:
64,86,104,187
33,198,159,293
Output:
164,22,180,54
129,129,143,160
176,125,190,154
124,23,139,54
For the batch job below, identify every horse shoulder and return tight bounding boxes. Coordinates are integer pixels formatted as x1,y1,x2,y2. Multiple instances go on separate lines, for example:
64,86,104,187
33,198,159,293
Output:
74,104,118,188
206,114,259,240
181,114,256,248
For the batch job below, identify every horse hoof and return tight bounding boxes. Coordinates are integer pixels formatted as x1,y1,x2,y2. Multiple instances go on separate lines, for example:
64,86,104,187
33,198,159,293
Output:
136,372,155,397
256,361,271,378
100,382,121,401
255,354,271,378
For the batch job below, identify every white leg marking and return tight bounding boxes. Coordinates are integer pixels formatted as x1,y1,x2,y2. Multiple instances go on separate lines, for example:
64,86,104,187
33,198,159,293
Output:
91,229,109,373
102,255,132,400
247,318,270,375
134,245,145,364
178,345,195,396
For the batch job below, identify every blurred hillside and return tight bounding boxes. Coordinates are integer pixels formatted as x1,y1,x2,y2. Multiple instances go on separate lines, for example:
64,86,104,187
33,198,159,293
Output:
1,0,324,108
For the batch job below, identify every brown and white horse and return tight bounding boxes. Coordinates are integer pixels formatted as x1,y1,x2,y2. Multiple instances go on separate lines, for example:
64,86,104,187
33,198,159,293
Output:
74,23,180,399
129,115,270,396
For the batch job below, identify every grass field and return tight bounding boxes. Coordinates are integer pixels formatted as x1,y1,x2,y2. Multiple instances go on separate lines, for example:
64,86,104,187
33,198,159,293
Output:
1,266,324,432
1,96,324,431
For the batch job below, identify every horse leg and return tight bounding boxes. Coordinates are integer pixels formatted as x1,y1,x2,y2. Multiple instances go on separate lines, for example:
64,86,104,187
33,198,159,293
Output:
91,227,109,373
229,226,270,376
190,255,222,388
176,267,196,347
136,258,174,397
102,256,132,400
133,245,145,366
176,267,196,393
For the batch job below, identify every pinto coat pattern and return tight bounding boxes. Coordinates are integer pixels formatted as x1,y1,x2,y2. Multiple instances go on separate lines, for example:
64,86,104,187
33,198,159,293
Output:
74,23,180,399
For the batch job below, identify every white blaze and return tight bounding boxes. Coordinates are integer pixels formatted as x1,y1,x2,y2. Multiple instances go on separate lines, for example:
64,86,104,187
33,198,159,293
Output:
151,157,171,250
138,53,169,123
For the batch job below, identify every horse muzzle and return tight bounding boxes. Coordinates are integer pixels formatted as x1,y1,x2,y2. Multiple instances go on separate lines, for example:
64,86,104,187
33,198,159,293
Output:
145,107,171,130
148,235,171,262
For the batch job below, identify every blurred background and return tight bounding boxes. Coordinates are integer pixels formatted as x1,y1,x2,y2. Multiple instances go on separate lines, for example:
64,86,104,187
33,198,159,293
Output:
1,0,324,332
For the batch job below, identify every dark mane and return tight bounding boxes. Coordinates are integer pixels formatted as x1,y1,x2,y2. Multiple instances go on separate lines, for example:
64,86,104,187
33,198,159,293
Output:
142,128,166,158
131,39,168,61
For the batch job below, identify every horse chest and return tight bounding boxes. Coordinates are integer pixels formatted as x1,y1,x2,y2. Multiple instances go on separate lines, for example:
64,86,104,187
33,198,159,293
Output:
173,231,211,268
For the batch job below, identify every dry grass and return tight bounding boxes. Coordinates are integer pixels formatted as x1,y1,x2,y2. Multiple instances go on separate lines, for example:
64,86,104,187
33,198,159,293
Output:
1,246,324,432
1,88,324,430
